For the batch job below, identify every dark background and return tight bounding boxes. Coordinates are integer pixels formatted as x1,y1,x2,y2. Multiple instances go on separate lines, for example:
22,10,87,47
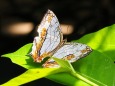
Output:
0,0,115,86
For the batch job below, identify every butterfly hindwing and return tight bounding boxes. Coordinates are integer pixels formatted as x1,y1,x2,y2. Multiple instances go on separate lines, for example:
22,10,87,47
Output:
43,43,92,68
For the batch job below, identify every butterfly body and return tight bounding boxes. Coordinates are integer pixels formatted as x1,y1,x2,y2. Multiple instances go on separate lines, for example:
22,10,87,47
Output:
30,10,92,68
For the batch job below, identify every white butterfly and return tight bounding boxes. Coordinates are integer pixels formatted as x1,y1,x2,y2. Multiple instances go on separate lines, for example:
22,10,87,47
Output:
30,10,92,68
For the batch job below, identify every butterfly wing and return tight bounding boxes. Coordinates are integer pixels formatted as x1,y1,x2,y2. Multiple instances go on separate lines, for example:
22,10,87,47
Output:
31,10,63,62
43,43,92,68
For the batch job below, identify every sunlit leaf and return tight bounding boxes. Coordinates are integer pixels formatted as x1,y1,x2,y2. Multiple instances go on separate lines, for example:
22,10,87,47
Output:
2,68,65,86
2,43,43,69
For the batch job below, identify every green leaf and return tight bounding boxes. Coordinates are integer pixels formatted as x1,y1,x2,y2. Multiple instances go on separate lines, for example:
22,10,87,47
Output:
2,43,43,69
52,57,75,73
52,57,101,86
76,24,115,61
1,68,65,86
1,24,115,86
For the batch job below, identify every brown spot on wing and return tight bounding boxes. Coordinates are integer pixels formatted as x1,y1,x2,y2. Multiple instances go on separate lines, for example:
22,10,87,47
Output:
43,60,59,68
81,46,92,53
40,28,47,38
31,28,47,62
47,13,53,23
62,54,75,60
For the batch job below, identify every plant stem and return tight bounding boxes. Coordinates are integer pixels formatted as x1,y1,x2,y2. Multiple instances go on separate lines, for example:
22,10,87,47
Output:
71,71,99,86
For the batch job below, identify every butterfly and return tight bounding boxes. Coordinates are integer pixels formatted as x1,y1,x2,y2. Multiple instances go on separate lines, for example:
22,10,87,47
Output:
30,10,92,68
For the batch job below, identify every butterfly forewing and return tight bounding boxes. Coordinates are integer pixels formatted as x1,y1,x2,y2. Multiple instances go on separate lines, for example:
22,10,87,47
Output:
31,10,63,62
40,17,62,55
